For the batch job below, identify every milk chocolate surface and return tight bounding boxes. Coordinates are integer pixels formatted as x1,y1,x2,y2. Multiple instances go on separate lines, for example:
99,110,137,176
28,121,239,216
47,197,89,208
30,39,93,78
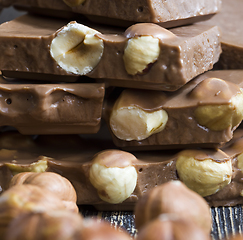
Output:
0,0,221,27
0,129,242,210
104,70,243,150
0,76,105,134
197,0,243,70
0,14,221,91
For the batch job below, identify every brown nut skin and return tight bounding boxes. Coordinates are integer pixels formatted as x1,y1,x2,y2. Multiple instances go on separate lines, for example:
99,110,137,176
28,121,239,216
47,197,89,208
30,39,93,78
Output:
134,181,212,233
0,203,23,239
77,218,131,240
4,210,83,240
0,184,68,213
227,235,243,240
0,185,68,239
92,149,137,167
137,214,211,240
124,23,176,40
9,172,78,212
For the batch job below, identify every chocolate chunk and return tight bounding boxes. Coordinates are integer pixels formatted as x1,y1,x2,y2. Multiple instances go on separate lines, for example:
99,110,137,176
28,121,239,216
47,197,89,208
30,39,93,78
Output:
196,0,243,70
0,14,221,91
0,0,221,27
0,129,242,210
104,70,243,150
0,76,105,134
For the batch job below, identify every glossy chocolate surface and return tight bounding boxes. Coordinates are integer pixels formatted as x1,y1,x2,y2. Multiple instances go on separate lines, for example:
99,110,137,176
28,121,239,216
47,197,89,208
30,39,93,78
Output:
0,0,221,26
0,14,221,91
0,128,242,210
104,70,243,150
0,76,105,134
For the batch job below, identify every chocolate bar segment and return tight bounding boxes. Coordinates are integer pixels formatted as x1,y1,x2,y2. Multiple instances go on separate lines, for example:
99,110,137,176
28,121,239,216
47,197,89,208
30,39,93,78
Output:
0,0,221,27
104,70,243,150
0,14,221,91
0,76,105,134
197,0,243,70
0,129,242,210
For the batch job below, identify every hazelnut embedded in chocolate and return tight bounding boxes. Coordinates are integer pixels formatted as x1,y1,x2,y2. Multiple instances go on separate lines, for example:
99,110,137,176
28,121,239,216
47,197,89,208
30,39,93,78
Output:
89,150,138,204
9,172,78,212
50,21,104,75
123,24,176,76
192,78,243,131
110,89,168,141
136,214,211,240
134,181,212,233
6,158,48,176
176,150,232,197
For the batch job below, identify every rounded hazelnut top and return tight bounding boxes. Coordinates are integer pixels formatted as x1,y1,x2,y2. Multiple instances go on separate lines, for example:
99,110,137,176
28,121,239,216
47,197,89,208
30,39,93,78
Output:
92,149,137,168
10,172,77,203
0,185,67,213
189,78,241,104
135,181,212,233
9,172,78,212
124,23,176,41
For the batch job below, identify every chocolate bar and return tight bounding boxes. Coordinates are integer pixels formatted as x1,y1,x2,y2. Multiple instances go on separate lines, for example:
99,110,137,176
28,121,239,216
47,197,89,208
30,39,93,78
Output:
0,128,242,210
0,14,221,91
197,0,243,70
0,76,105,134
104,70,243,150
0,0,221,27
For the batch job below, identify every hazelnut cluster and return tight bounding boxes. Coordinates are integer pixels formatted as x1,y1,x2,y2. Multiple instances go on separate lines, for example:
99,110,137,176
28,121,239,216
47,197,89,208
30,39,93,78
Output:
0,171,132,240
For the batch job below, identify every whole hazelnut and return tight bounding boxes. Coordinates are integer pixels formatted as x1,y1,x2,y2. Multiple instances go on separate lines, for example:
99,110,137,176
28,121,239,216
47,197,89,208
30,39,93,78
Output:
10,172,78,212
4,210,83,240
0,184,67,213
137,214,211,240
134,181,212,233
0,185,68,238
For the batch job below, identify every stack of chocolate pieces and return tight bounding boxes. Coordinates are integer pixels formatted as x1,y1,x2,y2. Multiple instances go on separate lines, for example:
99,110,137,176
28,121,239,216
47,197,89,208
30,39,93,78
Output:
0,0,243,225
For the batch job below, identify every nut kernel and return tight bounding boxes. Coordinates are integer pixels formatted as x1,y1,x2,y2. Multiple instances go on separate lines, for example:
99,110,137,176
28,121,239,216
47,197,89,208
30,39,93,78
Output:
123,36,160,75
194,89,243,131
6,159,48,176
237,153,243,197
176,151,232,197
89,150,138,204
50,22,104,75
110,91,168,141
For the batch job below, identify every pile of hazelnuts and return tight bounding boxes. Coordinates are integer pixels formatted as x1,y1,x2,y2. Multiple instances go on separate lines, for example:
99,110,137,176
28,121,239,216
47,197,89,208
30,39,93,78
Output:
0,171,241,240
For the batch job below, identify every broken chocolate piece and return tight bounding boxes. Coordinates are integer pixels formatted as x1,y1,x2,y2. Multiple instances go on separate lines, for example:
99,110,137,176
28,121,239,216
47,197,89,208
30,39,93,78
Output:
104,70,243,150
197,0,243,70
0,0,221,27
0,14,221,91
0,129,242,210
0,76,105,134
